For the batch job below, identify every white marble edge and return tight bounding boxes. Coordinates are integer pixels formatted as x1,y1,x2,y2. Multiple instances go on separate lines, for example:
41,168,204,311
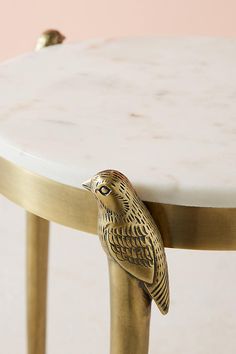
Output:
1,137,235,208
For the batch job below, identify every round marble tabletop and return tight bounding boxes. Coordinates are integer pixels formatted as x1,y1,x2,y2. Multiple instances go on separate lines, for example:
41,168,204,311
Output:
0,37,236,208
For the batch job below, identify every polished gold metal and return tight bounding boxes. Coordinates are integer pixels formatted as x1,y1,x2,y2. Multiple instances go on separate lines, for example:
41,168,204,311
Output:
26,212,49,354
35,29,66,51
83,170,169,314
0,156,236,250
109,259,151,354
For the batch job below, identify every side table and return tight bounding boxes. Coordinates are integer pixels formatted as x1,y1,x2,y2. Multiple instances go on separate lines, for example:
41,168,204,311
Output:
0,36,236,354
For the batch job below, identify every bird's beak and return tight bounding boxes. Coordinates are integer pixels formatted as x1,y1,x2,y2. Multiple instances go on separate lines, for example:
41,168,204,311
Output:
82,179,92,191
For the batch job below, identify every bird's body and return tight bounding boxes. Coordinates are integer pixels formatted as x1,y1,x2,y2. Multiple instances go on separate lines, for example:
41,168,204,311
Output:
83,170,169,314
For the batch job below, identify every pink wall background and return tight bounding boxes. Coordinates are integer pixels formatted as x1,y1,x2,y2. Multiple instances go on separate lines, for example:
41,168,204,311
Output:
0,0,236,61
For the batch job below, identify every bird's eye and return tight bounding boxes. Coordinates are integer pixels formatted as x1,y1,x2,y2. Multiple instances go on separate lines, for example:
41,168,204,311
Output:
99,186,111,196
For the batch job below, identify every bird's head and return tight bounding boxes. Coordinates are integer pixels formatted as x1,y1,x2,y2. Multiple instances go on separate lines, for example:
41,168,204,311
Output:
82,170,135,214
35,29,66,51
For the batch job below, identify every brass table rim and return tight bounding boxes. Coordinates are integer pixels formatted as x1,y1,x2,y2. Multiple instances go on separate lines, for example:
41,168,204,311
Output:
0,156,236,251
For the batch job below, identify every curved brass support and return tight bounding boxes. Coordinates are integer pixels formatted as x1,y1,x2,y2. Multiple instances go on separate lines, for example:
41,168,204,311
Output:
1,157,236,250
26,212,49,354
26,32,65,354
109,260,151,354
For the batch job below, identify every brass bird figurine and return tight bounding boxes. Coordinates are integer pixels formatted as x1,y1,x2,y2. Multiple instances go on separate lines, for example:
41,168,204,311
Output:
83,170,169,314
35,29,66,51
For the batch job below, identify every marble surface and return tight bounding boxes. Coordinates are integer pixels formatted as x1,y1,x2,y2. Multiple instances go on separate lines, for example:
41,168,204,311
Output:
0,36,236,207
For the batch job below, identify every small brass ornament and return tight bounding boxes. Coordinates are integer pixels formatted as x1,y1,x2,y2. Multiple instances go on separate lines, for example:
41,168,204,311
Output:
35,29,66,51
83,170,169,314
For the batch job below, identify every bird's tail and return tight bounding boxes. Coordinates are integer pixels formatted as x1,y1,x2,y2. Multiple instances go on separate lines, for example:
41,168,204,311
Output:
145,271,169,315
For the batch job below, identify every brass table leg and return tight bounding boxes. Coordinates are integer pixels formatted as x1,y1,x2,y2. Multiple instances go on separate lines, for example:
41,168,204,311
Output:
109,259,152,354
26,212,49,354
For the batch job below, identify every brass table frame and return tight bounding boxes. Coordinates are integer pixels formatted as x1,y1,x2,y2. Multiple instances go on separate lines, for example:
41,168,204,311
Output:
1,156,236,354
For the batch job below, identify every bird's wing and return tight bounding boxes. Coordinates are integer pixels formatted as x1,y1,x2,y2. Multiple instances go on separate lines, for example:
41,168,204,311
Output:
105,221,170,314
145,223,170,314
105,223,155,283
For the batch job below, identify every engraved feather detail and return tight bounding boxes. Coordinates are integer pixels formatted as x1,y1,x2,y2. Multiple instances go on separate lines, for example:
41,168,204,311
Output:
82,169,169,315
106,224,154,268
